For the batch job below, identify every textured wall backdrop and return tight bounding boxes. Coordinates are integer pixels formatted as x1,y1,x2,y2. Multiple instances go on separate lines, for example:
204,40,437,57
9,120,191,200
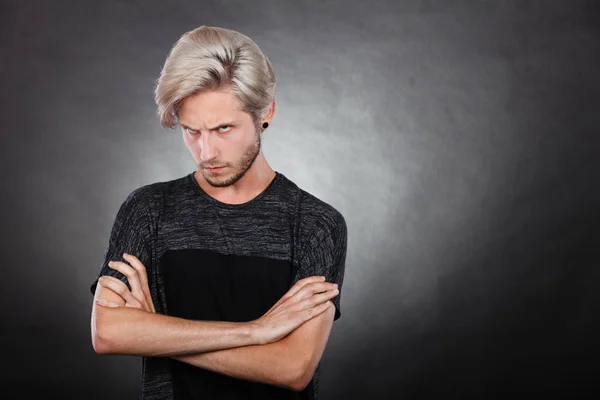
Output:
1,0,598,398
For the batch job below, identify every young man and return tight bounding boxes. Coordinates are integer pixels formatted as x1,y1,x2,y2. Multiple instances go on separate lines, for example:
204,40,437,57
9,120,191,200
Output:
90,26,347,400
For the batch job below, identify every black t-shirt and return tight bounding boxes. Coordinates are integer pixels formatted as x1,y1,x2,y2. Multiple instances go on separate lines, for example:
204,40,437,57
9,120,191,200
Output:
90,171,347,400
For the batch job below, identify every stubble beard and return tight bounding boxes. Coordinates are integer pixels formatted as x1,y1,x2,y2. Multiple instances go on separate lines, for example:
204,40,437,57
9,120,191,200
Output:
200,123,262,188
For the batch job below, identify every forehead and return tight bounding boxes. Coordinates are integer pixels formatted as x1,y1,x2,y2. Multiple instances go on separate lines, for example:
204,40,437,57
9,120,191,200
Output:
178,89,247,127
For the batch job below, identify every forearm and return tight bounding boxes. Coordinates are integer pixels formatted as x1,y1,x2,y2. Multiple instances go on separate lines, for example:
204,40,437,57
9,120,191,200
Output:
172,338,302,390
93,305,256,357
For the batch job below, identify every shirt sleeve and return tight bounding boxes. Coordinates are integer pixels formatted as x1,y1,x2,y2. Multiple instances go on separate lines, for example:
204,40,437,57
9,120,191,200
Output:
90,190,153,296
291,215,348,321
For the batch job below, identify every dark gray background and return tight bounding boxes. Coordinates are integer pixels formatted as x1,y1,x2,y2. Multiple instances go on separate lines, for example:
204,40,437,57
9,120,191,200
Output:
1,0,598,398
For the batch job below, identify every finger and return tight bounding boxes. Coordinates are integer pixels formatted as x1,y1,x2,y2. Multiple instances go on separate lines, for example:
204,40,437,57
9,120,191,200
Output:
98,276,143,307
280,276,326,304
307,281,338,294
96,298,122,308
307,300,335,319
122,253,151,295
99,276,145,309
293,275,326,290
96,282,126,307
281,289,339,318
294,299,333,323
290,288,338,313
98,275,129,292
304,288,339,310
122,253,154,311
108,260,143,299
295,281,338,301
266,275,327,314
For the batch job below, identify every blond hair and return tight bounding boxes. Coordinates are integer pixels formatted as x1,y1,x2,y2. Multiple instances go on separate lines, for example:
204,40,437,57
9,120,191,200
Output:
154,26,276,129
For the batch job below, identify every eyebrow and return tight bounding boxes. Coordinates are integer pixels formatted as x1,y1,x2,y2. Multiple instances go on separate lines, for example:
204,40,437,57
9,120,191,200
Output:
180,120,241,131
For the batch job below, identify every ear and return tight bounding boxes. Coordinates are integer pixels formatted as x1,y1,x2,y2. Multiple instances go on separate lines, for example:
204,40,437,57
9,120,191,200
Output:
262,100,276,125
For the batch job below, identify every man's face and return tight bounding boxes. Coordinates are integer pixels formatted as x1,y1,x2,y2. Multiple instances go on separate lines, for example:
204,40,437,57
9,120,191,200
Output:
178,89,262,188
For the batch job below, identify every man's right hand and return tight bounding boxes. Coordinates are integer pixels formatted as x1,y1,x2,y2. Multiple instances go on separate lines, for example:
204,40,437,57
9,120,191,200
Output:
250,276,339,345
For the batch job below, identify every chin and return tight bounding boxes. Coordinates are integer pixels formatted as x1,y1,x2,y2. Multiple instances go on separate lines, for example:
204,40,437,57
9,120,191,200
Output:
203,169,242,188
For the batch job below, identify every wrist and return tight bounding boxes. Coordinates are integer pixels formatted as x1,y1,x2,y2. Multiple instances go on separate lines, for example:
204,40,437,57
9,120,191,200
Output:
245,321,263,346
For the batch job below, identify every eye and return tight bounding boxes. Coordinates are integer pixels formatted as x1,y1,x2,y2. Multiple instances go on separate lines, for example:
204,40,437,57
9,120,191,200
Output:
218,125,231,133
186,128,199,135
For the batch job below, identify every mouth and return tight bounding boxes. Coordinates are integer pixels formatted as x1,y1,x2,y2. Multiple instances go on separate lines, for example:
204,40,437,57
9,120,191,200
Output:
205,166,226,173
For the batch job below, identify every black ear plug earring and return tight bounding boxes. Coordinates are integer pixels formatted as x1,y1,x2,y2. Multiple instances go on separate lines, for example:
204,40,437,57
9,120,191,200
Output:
262,122,269,129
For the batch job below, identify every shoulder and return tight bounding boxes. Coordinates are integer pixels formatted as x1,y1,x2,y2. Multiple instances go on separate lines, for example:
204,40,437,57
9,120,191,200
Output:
296,186,347,245
277,173,346,242
294,186,348,271
128,174,188,201
116,174,189,222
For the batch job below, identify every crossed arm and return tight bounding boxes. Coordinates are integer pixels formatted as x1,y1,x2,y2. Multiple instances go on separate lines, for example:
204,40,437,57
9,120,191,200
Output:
92,254,336,391
172,304,335,391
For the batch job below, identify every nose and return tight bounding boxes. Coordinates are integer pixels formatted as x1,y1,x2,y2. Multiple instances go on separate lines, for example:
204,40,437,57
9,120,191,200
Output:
199,132,217,163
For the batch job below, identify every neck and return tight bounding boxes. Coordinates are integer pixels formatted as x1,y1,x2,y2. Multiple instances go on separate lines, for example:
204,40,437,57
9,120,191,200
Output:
195,152,276,205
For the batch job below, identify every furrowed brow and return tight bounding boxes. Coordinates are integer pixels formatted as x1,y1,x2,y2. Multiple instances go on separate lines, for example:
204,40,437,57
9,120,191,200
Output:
180,120,241,131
